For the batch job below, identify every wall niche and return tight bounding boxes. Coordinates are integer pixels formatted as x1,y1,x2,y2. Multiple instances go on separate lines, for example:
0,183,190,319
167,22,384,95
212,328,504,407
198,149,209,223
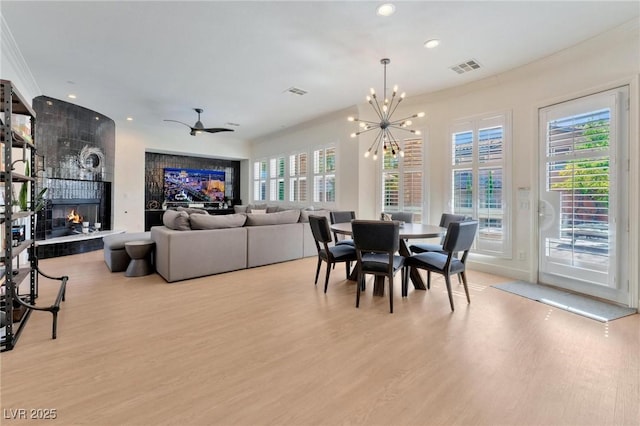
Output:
144,152,241,210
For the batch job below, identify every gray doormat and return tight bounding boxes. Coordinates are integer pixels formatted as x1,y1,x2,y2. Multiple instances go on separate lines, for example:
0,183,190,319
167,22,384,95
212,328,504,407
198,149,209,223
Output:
492,281,636,322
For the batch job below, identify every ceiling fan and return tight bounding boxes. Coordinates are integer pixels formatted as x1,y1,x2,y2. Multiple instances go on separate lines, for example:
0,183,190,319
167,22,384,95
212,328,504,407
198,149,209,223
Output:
164,108,234,136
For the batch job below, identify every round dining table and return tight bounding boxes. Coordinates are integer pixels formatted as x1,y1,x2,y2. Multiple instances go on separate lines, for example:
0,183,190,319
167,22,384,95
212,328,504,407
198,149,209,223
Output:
330,222,446,295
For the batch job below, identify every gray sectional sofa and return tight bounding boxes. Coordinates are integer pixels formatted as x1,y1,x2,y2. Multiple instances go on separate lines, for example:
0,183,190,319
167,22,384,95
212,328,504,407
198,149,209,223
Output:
149,207,329,282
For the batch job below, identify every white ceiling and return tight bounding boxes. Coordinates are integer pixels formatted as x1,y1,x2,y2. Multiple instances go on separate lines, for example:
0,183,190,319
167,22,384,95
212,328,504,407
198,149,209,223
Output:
2,1,639,140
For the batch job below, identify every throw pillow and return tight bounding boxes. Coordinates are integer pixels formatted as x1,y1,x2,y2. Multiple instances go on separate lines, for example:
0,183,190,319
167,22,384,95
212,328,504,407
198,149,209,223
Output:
248,203,267,213
163,210,191,230
190,213,247,230
251,209,267,214
234,205,248,214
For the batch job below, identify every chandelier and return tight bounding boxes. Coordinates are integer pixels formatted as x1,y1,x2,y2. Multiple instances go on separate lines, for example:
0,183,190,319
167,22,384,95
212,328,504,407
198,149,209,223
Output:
349,58,424,160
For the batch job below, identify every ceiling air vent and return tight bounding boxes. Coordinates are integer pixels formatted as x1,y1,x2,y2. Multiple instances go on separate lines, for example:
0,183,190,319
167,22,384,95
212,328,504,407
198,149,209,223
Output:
285,87,308,96
450,59,481,75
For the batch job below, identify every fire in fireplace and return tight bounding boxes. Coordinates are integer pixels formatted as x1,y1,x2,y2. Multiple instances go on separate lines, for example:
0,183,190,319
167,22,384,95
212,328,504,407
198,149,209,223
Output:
67,209,83,224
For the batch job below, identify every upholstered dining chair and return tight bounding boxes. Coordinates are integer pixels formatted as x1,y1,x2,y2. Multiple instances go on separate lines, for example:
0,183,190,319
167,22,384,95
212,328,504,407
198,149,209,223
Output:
351,220,405,313
409,213,466,254
329,210,356,246
308,215,358,293
403,220,478,311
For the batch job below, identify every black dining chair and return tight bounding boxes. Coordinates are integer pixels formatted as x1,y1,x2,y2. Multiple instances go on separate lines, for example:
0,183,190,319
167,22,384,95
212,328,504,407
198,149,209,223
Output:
330,210,356,246
409,213,466,254
308,215,358,293
403,220,478,311
351,220,405,313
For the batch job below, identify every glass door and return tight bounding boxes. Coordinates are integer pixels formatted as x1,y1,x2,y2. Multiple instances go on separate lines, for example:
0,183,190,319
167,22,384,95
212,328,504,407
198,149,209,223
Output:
538,87,629,304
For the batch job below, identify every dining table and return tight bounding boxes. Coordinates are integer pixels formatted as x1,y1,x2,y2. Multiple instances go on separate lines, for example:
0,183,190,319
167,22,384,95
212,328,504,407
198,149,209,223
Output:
330,221,447,295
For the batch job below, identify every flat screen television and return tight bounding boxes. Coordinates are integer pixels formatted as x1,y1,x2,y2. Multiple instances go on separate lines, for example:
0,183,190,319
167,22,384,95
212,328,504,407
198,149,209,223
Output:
163,167,225,203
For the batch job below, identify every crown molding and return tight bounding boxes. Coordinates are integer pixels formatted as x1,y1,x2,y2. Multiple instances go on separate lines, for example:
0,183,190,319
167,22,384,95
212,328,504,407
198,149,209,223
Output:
1,15,41,101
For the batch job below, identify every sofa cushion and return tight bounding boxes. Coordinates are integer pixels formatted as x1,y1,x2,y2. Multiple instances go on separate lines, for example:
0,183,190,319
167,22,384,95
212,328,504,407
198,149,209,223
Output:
299,209,330,223
177,206,209,215
251,209,267,214
245,209,301,226
190,213,247,230
163,210,191,230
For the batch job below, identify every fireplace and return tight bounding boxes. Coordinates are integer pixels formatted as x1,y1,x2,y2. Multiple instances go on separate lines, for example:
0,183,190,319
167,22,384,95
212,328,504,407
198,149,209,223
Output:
50,198,102,238
36,180,112,242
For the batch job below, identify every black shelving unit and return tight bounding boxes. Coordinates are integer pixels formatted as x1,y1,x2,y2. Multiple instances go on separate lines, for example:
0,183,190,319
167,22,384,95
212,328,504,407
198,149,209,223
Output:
1,79,68,351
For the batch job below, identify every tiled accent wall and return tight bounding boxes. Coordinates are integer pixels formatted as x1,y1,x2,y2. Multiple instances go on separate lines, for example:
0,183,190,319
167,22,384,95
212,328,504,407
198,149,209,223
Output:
145,152,241,209
32,96,115,248
33,96,115,182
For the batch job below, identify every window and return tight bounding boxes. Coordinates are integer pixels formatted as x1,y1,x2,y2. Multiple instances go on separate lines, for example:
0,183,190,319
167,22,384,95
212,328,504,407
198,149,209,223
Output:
382,138,423,222
269,156,285,201
450,113,510,256
253,160,267,201
313,146,335,203
289,152,307,202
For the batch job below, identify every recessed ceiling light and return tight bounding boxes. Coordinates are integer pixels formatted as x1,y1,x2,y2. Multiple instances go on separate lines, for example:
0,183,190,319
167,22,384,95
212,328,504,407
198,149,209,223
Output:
376,3,395,17
67,94,76,99
126,117,133,121
424,39,440,49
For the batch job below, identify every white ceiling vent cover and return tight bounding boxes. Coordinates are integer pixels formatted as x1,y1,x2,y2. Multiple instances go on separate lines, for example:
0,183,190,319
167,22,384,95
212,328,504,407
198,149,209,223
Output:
286,87,308,96
450,59,482,75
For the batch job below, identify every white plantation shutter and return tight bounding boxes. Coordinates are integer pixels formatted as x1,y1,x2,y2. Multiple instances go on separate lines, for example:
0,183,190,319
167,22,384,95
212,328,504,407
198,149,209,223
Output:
313,146,336,203
382,138,423,222
253,160,267,201
450,114,510,256
289,152,308,202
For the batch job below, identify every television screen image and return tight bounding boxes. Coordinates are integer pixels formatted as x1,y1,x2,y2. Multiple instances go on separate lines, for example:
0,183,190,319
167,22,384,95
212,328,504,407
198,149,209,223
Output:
164,168,226,203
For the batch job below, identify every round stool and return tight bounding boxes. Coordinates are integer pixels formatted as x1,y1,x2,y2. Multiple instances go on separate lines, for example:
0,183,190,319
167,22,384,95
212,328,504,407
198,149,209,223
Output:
124,240,155,277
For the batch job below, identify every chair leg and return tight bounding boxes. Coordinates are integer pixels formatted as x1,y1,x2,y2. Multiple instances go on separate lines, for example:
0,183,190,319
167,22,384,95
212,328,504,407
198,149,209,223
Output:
356,273,362,308
345,261,351,279
444,274,455,311
324,261,332,293
401,267,407,297
388,275,394,313
460,271,470,303
314,258,322,285
427,271,431,290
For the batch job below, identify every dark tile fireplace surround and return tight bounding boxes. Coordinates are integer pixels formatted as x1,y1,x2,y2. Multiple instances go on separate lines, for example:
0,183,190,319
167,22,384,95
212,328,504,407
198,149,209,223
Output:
33,96,115,258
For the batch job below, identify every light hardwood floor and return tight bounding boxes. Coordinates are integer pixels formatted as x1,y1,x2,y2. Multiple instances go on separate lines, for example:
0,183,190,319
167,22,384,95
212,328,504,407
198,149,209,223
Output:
1,251,638,425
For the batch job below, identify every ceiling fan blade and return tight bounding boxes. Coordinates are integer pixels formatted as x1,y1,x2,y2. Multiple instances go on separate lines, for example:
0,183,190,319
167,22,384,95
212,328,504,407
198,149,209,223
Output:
164,119,193,129
202,128,234,133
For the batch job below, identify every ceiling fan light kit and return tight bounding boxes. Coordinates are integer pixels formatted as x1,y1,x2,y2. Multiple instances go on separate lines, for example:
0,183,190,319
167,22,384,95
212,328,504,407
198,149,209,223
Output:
164,108,234,136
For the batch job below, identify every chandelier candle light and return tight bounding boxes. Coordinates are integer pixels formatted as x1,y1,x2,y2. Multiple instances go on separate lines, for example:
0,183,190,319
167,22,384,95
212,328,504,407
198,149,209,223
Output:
349,58,425,160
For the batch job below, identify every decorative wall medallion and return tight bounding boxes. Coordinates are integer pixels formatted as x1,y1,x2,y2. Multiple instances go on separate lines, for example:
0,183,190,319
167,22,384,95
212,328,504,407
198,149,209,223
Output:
78,145,104,173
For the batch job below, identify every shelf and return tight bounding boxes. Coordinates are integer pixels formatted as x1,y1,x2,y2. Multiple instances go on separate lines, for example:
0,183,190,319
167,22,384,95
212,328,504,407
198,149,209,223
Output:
0,211,34,224
0,79,36,117
0,130,36,149
0,172,35,183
